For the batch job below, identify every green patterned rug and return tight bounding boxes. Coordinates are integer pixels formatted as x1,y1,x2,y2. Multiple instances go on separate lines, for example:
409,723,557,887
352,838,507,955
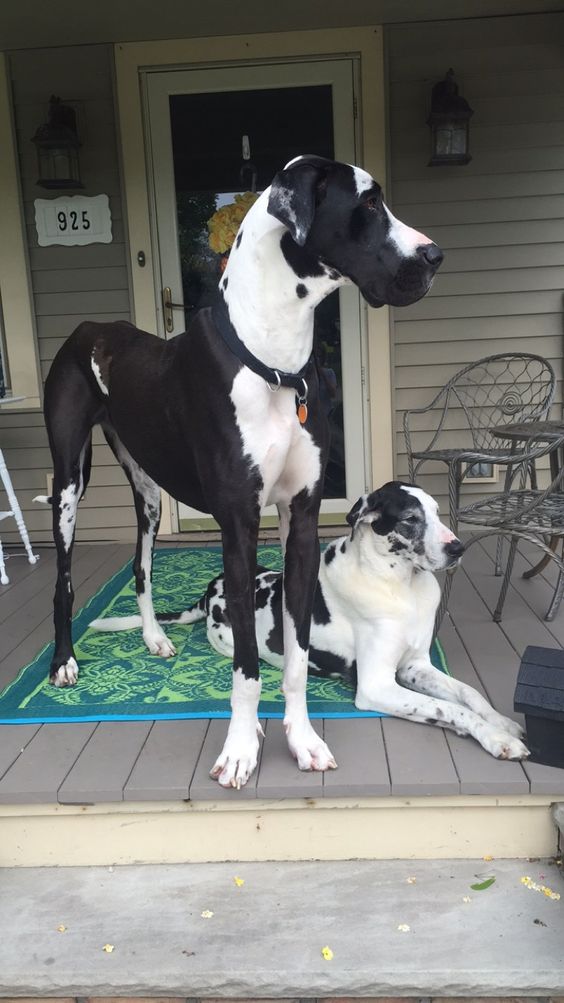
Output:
0,547,448,724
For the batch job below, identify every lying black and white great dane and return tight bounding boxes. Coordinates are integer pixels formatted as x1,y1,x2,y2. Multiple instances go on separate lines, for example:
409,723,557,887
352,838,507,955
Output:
41,155,444,788
92,482,529,760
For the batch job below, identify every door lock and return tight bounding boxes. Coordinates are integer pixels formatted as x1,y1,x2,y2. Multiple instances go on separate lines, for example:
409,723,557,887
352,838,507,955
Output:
162,286,185,333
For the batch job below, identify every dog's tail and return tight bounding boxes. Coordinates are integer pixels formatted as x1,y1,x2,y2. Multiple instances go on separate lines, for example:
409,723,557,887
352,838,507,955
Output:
33,494,53,505
89,596,207,633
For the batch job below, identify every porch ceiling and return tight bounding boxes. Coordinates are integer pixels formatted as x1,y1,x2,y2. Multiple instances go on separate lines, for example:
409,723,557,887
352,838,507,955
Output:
1,0,563,51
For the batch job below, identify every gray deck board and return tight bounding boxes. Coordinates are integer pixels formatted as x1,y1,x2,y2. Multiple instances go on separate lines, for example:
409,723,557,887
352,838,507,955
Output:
1,540,564,803
125,719,208,801
58,721,153,803
0,723,42,781
322,717,391,796
0,546,54,593
382,716,460,795
438,617,529,794
446,565,525,723
0,546,90,626
257,718,324,798
0,722,97,803
0,544,132,688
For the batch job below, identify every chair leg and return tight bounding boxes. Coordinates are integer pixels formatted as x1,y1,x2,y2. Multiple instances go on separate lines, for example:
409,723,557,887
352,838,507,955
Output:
0,448,38,566
544,539,564,621
0,532,8,585
433,567,456,638
494,535,504,576
493,535,519,622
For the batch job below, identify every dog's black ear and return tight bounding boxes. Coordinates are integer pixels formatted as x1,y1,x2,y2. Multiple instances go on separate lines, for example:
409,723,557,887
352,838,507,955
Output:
267,158,329,246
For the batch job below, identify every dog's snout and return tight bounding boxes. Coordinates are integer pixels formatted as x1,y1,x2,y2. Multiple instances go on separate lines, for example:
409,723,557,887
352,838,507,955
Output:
445,539,465,560
420,243,443,269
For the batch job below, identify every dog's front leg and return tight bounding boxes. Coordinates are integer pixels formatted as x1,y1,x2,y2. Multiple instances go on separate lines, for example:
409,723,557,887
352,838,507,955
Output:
210,520,263,788
280,497,337,772
355,625,529,760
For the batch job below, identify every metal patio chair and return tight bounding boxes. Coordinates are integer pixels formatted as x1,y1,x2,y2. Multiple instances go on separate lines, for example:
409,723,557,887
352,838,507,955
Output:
459,429,564,621
402,352,556,628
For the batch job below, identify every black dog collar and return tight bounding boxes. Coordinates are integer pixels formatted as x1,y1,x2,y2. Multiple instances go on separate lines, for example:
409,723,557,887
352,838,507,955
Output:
212,299,312,420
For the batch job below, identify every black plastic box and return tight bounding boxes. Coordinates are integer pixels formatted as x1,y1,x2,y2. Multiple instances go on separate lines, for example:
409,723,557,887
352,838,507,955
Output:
514,645,564,769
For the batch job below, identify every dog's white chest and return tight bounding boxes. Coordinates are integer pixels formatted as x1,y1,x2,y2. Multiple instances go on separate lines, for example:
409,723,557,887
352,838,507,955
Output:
230,369,321,506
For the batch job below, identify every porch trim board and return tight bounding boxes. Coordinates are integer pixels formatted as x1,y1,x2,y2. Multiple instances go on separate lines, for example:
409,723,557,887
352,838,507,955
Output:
113,26,392,536
0,794,559,868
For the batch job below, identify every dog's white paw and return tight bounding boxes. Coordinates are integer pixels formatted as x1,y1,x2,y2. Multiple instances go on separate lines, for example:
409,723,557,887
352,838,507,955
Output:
50,657,79,687
493,714,525,740
143,629,176,657
210,725,262,789
485,732,530,760
284,717,337,772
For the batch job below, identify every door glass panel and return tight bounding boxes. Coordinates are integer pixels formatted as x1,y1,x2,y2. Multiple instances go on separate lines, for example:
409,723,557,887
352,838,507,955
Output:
168,86,345,499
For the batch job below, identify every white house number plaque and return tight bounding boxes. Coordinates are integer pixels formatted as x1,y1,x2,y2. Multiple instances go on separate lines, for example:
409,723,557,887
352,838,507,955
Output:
34,194,112,247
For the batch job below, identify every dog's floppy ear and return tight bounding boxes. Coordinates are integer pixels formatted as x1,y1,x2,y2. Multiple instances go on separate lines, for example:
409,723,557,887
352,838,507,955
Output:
346,491,382,540
267,157,330,246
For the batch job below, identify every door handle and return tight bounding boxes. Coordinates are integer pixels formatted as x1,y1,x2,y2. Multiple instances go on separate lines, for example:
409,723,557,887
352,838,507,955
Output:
162,286,185,333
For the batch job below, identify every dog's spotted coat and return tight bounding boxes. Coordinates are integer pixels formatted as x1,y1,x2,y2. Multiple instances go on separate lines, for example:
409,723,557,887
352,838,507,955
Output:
93,482,529,760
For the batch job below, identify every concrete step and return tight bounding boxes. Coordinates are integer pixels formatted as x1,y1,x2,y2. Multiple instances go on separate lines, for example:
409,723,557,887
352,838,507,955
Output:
1,858,563,997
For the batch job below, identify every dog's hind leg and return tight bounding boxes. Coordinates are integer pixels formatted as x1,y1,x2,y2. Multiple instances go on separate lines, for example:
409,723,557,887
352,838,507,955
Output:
103,427,175,657
45,379,96,686
278,495,336,772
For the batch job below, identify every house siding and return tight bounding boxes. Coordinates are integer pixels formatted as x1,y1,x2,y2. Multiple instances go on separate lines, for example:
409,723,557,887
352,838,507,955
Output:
2,15,564,545
0,43,136,544
387,11,564,514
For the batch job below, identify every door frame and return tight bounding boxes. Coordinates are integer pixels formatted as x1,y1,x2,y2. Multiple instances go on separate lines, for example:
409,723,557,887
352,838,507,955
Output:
114,27,391,535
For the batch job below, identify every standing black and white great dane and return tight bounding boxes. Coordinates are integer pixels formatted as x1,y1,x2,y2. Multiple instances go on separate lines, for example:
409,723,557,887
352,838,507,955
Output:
41,155,443,788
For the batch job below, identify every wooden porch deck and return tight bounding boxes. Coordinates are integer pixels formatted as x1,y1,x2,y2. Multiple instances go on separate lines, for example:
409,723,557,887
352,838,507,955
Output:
1,536,564,805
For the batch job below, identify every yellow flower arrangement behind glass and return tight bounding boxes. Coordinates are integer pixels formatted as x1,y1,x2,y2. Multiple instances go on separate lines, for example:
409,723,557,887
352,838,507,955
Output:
207,192,260,255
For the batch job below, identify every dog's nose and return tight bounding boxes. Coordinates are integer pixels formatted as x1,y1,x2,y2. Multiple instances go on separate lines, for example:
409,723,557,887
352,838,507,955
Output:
420,243,444,269
445,539,465,560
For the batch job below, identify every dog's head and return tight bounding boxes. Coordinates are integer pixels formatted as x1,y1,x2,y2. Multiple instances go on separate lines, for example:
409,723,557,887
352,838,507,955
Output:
346,481,464,572
267,156,442,308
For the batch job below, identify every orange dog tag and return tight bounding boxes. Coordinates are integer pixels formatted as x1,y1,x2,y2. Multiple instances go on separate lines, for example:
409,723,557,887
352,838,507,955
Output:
297,402,308,424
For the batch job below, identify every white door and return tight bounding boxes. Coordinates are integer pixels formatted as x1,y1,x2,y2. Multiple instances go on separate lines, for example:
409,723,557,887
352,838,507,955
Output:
144,59,370,529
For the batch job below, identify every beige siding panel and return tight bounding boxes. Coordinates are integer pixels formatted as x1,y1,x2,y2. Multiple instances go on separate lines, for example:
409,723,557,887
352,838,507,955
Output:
397,290,564,322
395,312,563,344
394,145,564,181
428,218,564,249
395,171,564,205
399,195,564,227
396,335,561,368
34,290,130,316
438,245,564,274
37,313,131,338
29,242,128,271
0,45,136,544
32,267,128,294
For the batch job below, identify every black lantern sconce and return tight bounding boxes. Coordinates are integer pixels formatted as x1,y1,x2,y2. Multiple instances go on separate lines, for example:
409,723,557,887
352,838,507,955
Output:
31,95,83,190
427,69,473,166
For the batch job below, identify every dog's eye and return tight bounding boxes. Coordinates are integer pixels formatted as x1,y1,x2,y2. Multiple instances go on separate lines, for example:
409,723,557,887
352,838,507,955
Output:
403,514,419,524
365,197,380,210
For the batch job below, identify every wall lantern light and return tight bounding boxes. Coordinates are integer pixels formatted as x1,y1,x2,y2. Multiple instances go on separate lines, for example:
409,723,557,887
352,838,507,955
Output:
427,69,473,166
31,95,83,190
